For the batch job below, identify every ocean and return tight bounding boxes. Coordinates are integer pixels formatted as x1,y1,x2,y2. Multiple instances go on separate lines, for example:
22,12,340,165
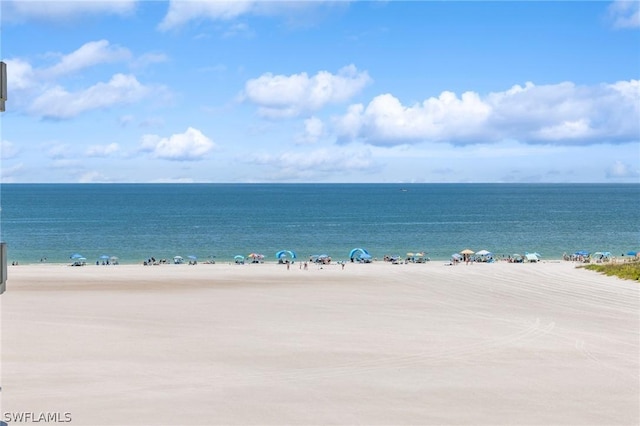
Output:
0,183,638,264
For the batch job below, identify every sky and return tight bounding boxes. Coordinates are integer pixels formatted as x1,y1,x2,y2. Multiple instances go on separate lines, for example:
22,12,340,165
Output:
0,0,639,183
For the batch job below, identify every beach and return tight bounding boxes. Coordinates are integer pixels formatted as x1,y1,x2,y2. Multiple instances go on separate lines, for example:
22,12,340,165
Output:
1,261,638,425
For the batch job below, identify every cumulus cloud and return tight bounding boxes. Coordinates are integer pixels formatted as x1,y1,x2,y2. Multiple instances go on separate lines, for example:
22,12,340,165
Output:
607,0,640,29
242,65,371,118
3,59,35,92
140,127,216,161
295,117,325,144
2,0,137,22
334,79,640,147
5,40,167,118
29,74,154,119
606,160,640,178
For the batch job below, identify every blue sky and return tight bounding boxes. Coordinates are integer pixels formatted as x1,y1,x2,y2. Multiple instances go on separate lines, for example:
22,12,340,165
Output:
1,0,639,183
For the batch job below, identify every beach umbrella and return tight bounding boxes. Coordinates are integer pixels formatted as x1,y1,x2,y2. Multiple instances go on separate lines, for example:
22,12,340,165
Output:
460,249,474,255
627,251,637,256
476,250,491,256
70,253,84,259
451,253,462,260
188,255,197,260
234,255,244,260
99,254,110,260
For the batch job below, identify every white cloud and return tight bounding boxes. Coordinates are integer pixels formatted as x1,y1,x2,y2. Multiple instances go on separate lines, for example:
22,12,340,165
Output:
140,127,216,161
607,0,640,29
47,144,71,160
0,163,25,181
3,0,137,22
158,0,348,31
242,65,371,118
78,171,112,183
131,52,169,69
246,146,376,180
6,41,167,117
29,74,155,119
3,59,36,92
159,0,255,30
295,117,325,144
606,160,640,178
45,40,132,78
86,143,121,157
1,140,20,159
334,79,640,146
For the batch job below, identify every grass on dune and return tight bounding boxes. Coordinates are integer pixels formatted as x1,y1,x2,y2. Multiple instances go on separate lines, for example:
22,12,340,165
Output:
582,261,640,282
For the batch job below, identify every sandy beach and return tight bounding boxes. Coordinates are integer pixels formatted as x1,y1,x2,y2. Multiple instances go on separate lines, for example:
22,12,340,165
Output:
1,261,638,425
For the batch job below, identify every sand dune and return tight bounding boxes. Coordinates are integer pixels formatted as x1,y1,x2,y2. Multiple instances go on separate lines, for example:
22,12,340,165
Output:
1,261,638,425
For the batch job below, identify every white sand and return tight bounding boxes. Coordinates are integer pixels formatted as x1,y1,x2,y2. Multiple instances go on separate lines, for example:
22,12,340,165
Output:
1,261,638,425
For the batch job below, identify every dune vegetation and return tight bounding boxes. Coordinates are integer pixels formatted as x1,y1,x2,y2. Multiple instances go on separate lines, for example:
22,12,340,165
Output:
582,261,640,282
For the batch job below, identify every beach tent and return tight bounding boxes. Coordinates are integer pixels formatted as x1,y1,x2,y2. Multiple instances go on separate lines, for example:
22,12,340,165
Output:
109,256,119,265
475,250,493,262
593,252,612,262
349,248,370,261
173,255,184,264
276,250,297,262
525,253,539,262
234,255,245,264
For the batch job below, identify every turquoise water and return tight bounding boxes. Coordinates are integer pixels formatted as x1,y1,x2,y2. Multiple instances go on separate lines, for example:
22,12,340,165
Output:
1,183,638,264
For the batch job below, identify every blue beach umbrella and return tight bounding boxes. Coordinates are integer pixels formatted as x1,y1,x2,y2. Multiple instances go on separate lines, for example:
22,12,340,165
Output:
99,254,110,260
70,253,84,259
627,251,637,256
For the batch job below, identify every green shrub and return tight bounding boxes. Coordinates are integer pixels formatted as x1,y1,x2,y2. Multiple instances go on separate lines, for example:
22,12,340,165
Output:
582,261,640,281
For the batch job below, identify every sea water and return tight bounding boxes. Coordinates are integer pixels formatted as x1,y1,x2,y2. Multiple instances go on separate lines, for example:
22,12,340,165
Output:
1,183,638,264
